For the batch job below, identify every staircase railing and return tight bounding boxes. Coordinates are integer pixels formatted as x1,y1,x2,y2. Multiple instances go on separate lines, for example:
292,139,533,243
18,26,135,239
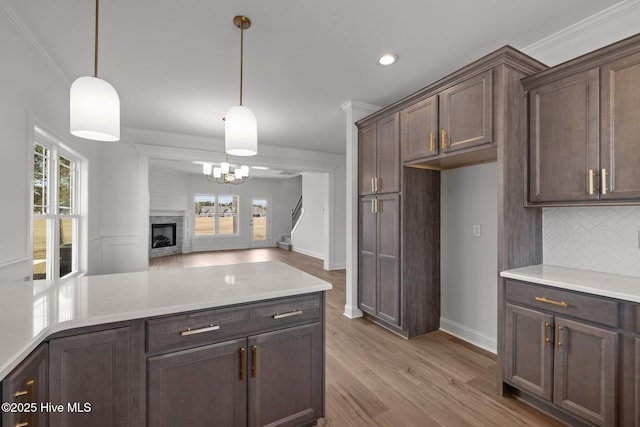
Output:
291,195,302,229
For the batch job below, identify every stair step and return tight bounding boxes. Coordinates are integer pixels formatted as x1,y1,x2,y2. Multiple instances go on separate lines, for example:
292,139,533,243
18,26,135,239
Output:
282,236,291,244
277,241,292,251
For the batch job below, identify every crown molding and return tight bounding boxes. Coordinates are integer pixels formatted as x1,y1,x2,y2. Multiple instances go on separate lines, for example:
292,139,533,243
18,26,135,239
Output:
340,100,380,113
0,0,70,87
523,0,640,58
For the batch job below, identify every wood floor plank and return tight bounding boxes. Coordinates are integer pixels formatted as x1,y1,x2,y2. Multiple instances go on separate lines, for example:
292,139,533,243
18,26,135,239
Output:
149,249,565,427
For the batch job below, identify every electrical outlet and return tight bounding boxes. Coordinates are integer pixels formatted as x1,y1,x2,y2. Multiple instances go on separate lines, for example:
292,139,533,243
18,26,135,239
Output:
472,224,481,237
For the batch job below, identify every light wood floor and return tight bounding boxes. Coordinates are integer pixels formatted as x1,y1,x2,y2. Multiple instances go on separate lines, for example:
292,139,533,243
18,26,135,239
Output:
150,248,564,427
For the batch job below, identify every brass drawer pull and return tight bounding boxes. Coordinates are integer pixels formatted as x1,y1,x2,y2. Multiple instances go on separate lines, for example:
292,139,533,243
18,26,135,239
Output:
441,129,447,149
601,168,608,195
542,321,551,348
588,169,595,195
555,325,563,350
16,423,29,427
430,133,435,152
535,296,568,307
14,390,28,397
180,324,220,336
273,309,303,320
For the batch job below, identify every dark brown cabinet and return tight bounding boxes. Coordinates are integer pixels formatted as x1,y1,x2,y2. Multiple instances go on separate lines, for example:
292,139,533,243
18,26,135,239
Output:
358,113,400,195
504,280,618,426
358,194,401,327
1,343,48,427
49,328,133,427
146,293,325,427
400,70,494,164
524,34,640,205
400,95,439,161
247,323,323,427
439,69,493,154
147,339,247,427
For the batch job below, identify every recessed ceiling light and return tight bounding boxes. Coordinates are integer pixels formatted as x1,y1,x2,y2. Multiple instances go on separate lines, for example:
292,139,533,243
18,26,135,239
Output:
252,166,269,170
378,54,397,66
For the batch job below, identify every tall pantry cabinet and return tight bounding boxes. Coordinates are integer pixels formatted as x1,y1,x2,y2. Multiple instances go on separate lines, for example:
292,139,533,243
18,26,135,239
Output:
357,46,546,339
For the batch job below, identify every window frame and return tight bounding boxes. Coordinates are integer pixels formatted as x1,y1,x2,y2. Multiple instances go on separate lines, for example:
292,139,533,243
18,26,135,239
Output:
31,126,84,280
193,193,240,238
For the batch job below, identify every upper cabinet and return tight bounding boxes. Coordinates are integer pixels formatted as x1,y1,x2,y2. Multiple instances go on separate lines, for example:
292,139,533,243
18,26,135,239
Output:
524,34,640,206
358,112,400,195
400,70,494,164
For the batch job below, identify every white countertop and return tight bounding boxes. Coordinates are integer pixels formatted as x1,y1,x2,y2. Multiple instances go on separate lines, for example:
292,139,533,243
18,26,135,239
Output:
501,264,640,302
0,261,332,381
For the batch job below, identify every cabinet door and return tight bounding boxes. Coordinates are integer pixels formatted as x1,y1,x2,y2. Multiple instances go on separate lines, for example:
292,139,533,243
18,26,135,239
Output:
528,69,600,203
247,322,323,427
376,113,400,193
2,344,48,427
439,69,493,153
49,328,131,427
358,123,376,195
553,317,617,426
505,303,553,401
376,193,401,326
358,197,377,315
601,51,640,200
400,95,439,161
147,339,246,427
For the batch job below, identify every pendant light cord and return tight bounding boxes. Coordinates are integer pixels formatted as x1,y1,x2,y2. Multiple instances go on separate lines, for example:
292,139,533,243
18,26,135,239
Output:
239,17,244,106
94,0,99,77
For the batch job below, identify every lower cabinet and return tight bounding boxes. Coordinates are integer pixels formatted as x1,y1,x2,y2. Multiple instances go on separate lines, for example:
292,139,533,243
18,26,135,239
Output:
504,280,618,426
48,328,133,427
147,322,323,427
1,343,48,427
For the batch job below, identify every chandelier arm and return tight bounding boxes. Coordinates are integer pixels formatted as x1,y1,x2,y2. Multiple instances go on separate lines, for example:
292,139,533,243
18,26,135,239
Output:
94,0,99,77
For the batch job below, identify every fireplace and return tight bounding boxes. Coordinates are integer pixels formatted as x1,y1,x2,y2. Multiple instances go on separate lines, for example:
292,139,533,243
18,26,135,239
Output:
151,223,177,248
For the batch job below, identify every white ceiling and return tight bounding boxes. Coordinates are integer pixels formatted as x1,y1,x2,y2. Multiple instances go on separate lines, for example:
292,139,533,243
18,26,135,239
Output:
6,0,624,160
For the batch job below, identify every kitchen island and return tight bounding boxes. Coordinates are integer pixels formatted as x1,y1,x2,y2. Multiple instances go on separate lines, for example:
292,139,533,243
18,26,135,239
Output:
1,261,332,426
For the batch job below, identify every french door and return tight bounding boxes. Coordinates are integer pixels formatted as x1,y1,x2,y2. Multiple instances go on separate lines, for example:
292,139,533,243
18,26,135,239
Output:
250,197,270,248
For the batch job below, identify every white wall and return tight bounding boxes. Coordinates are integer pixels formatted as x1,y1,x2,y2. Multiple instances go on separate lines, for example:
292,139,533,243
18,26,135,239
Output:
440,163,498,352
291,173,326,260
0,3,102,281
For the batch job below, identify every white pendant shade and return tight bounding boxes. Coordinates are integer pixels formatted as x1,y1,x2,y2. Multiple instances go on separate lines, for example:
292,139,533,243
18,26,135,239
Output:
70,76,120,142
225,105,257,156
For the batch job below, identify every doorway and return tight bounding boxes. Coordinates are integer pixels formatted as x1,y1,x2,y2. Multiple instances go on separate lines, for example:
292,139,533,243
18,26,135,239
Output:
250,197,270,247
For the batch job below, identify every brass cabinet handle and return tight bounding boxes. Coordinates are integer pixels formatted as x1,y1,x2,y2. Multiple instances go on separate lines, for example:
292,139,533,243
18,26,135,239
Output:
370,198,375,214
374,177,379,192
601,168,608,195
555,325,563,351
239,347,246,381
542,321,551,348
180,324,220,337
251,346,257,378
371,177,375,193
14,379,34,398
273,309,303,320
535,296,568,307
15,423,29,427
375,198,379,213
588,169,595,195
430,133,435,152
441,129,447,149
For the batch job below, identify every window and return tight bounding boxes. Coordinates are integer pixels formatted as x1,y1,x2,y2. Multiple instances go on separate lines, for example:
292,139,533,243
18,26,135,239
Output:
194,194,239,236
32,128,82,280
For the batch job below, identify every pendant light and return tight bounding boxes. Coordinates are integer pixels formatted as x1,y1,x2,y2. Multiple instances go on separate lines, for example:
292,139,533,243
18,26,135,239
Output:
225,16,257,156
70,0,120,142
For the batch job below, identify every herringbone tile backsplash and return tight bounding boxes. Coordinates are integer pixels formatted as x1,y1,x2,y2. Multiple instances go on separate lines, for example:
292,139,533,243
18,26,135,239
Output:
543,207,640,277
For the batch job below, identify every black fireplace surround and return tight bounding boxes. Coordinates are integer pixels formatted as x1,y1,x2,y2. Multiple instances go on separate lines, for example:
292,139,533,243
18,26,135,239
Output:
151,223,177,248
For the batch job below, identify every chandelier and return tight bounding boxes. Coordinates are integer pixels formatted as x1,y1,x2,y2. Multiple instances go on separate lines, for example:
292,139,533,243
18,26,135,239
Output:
203,155,250,185
224,15,257,156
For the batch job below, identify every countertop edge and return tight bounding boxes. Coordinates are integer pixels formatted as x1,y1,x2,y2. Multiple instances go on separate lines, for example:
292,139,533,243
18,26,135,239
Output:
501,264,640,303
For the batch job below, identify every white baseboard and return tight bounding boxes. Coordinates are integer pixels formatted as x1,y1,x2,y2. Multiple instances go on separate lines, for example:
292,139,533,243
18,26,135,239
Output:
292,247,324,260
439,317,497,354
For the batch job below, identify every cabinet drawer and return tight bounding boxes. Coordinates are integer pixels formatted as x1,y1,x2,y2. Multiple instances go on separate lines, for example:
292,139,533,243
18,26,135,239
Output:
505,280,618,327
147,305,252,353
247,293,322,333
146,293,322,353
